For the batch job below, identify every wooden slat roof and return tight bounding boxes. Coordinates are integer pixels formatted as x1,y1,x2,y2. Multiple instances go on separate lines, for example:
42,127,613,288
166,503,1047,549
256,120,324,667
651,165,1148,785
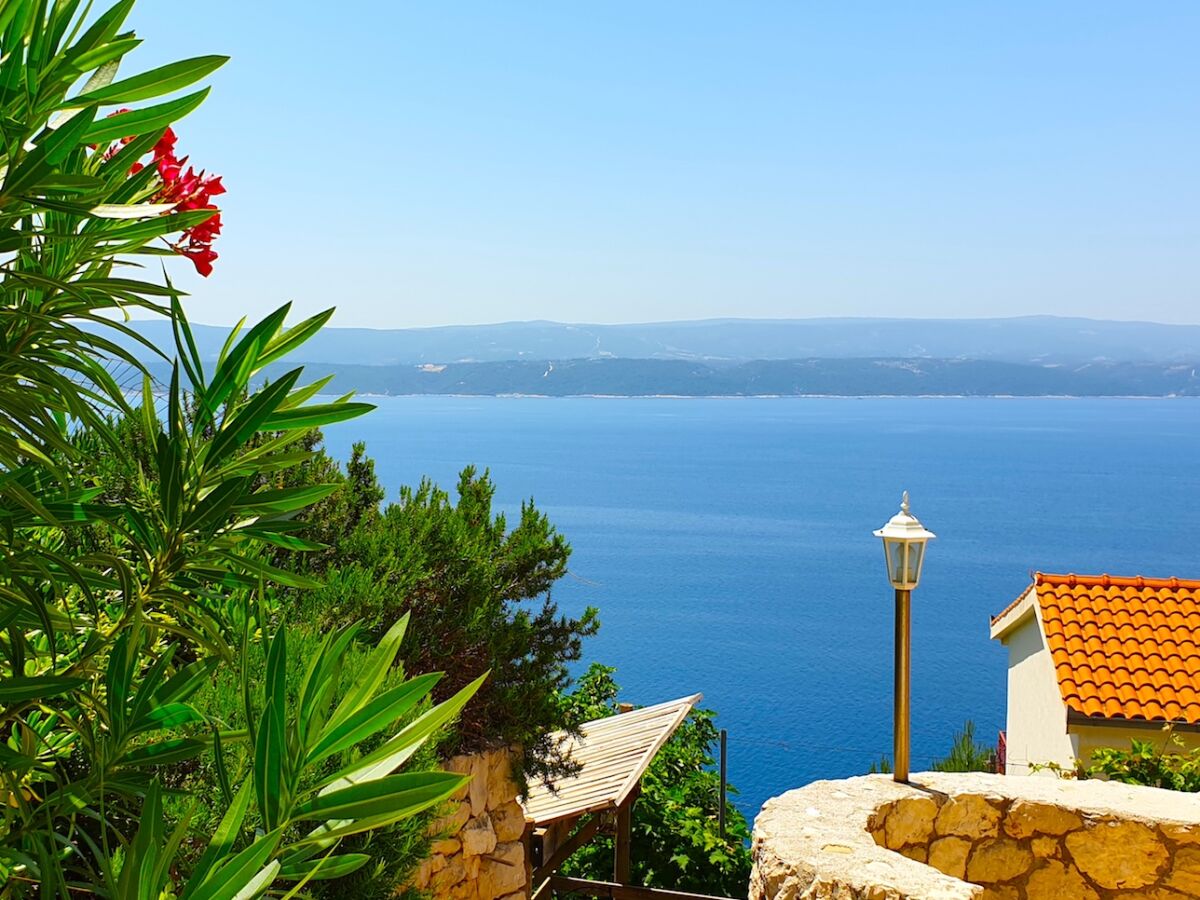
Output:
522,694,702,826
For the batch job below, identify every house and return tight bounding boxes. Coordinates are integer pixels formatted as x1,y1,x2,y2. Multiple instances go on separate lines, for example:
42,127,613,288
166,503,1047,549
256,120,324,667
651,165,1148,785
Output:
989,572,1200,776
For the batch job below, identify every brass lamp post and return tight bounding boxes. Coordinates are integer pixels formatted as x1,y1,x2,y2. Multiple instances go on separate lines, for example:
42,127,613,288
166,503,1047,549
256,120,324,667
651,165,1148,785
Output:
874,491,935,783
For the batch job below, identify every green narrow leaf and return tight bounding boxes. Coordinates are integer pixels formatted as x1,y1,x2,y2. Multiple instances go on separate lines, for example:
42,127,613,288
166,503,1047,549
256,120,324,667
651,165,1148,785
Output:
69,55,228,104
276,853,369,881
185,828,283,900
296,624,359,748
326,613,410,732
183,780,253,897
293,771,467,822
321,673,487,791
206,304,292,413
307,672,442,767
213,729,232,805
66,0,135,60
261,402,374,432
0,675,86,702
231,484,341,514
83,88,210,144
256,309,334,368
1,105,97,198
204,368,302,466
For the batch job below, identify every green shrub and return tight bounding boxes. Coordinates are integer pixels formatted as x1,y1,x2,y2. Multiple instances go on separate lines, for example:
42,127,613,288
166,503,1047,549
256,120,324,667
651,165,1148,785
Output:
281,440,600,782
869,720,997,775
932,721,997,773
1038,729,1200,791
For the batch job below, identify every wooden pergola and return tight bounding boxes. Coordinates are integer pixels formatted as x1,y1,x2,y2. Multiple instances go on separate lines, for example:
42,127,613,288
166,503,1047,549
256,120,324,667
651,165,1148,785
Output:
521,695,732,900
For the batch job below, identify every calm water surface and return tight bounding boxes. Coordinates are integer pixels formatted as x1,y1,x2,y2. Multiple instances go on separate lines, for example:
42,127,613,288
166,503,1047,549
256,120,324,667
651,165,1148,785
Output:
320,397,1200,817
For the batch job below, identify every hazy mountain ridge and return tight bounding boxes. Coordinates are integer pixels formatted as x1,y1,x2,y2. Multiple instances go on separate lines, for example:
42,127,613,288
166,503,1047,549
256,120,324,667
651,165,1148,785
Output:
120,316,1200,367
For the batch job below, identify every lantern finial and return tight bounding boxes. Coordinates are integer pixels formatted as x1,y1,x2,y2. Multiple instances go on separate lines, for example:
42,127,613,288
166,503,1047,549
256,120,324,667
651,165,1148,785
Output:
900,490,910,514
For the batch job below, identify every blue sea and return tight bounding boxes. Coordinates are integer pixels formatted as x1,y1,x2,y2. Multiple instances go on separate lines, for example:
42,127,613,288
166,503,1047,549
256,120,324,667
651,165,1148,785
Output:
320,397,1200,819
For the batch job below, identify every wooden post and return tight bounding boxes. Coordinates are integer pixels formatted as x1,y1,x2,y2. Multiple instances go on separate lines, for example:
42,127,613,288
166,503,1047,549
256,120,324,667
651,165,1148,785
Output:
521,823,534,899
613,797,633,884
718,728,727,841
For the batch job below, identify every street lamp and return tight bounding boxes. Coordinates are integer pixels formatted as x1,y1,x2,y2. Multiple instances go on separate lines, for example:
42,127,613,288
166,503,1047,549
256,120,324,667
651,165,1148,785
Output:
874,491,935,783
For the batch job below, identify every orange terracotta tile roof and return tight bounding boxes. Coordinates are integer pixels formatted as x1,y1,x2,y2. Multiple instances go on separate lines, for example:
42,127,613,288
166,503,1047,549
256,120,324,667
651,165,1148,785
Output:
1032,573,1200,725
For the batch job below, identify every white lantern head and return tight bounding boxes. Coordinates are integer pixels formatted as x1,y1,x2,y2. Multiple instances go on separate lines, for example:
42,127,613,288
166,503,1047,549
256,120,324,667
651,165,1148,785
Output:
873,491,936,590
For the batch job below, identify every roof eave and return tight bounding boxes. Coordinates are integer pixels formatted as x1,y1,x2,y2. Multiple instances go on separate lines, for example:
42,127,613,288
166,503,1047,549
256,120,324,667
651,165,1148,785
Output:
989,584,1038,641
1066,709,1200,734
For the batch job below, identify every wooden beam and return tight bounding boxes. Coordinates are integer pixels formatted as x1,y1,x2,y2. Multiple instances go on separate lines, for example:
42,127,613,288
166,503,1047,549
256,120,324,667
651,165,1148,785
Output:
613,794,633,884
521,823,535,900
532,814,601,884
530,875,554,900
548,875,735,900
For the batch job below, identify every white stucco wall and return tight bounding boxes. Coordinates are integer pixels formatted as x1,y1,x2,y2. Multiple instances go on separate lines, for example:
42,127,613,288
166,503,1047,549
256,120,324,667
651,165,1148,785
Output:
997,610,1074,775
1072,722,1200,763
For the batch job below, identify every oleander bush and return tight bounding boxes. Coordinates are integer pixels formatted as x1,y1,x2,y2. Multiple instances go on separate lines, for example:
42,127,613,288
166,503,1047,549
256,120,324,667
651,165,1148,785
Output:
0,2,480,895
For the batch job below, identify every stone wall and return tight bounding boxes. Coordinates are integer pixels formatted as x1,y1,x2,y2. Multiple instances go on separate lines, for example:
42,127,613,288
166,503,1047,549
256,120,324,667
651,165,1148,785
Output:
411,746,529,900
751,772,1200,900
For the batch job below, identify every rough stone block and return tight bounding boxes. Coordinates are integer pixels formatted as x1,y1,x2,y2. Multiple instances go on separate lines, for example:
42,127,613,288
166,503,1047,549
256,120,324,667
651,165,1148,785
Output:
1164,823,1200,847
445,753,475,803
927,836,971,880
491,799,527,843
1066,819,1169,890
487,748,521,807
936,794,1002,840
965,838,1033,884
1030,836,1059,859
1003,800,1082,840
1026,859,1098,900
469,752,490,817
477,840,526,898
412,858,433,890
868,801,895,834
432,799,472,836
431,855,466,893
884,797,938,848
1165,845,1200,895
465,853,482,879
461,812,498,858
432,837,462,856
898,844,927,863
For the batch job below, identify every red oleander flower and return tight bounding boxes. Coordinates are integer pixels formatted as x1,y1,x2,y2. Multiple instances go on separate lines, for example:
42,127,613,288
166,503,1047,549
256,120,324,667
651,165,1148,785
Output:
96,115,225,277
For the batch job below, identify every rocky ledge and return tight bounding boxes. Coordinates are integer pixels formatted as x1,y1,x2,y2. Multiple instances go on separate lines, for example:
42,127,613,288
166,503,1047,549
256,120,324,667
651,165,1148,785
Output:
750,772,1200,900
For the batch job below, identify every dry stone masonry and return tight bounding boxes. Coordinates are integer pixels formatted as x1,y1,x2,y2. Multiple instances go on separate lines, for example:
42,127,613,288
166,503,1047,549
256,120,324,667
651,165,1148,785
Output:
751,772,1200,900
411,746,529,900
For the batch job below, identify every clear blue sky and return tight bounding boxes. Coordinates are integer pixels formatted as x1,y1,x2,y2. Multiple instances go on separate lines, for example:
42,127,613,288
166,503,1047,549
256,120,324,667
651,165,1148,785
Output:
127,2,1199,328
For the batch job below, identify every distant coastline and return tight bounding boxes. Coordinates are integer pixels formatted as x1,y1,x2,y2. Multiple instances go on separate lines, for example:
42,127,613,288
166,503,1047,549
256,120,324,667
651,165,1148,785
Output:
114,316,1200,399
265,356,1199,400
